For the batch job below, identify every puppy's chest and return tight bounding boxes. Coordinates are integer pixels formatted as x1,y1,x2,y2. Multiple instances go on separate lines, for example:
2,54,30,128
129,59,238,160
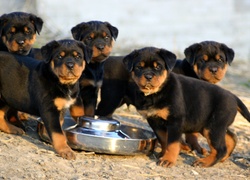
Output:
137,107,170,120
53,87,78,111
54,97,76,111
80,64,104,88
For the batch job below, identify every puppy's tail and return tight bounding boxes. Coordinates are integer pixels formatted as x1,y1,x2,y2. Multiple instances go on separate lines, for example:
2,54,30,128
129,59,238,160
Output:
236,96,250,123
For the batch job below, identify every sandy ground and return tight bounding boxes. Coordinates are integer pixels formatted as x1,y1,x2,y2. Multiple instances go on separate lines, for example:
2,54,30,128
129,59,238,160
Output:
0,61,249,180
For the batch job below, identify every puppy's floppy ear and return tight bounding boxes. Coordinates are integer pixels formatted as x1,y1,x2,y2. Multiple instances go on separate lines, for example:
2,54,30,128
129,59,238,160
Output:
220,43,235,65
158,49,177,71
184,43,202,66
123,50,139,72
41,40,60,63
29,14,43,35
77,41,92,64
104,22,119,40
71,23,89,41
0,14,8,36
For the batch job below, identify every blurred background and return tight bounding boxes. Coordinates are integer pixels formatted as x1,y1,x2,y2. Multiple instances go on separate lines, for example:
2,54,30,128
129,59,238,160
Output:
0,0,250,62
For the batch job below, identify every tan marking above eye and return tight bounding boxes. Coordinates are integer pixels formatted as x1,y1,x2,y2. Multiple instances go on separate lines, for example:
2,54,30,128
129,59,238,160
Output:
24,27,29,33
102,32,107,37
153,62,158,68
10,27,16,33
72,51,78,57
203,55,208,61
90,33,95,39
139,61,145,67
215,54,221,60
60,51,65,57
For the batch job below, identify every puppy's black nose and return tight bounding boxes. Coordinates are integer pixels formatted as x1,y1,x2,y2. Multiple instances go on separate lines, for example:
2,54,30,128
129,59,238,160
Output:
96,44,105,51
66,62,75,69
210,67,218,74
144,73,153,80
17,40,25,45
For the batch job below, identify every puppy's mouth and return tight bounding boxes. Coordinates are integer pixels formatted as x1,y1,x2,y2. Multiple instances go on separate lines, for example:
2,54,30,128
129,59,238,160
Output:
58,72,80,85
17,49,29,55
8,47,30,55
201,76,221,84
91,54,109,62
199,72,222,84
139,83,159,96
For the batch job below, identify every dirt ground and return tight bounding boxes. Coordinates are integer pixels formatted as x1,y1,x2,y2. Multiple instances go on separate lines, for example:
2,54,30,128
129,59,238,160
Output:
0,61,249,180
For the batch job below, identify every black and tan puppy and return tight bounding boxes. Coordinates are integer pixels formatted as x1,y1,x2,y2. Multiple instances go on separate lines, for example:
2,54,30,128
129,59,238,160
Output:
0,39,92,159
0,11,43,58
122,47,250,167
173,41,235,154
71,21,118,116
173,41,235,84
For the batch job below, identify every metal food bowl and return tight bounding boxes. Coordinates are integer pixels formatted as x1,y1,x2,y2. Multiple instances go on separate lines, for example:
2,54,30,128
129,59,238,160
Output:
37,116,156,155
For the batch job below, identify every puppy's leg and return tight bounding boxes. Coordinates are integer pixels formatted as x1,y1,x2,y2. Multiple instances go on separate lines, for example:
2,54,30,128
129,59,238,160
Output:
42,111,75,160
81,86,98,117
180,137,192,152
7,108,26,131
157,134,180,167
185,132,208,155
70,97,85,119
0,107,25,135
148,118,180,167
220,129,237,162
192,128,227,167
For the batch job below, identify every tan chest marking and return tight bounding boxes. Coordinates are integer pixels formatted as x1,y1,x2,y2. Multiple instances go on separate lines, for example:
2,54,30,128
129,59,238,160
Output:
54,97,76,111
138,107,170,120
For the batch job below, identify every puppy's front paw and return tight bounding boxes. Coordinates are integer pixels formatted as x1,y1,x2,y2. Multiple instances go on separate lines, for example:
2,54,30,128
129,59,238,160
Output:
156,157,176,168
0,122,25,135
57,147,76,160
192,157,215,167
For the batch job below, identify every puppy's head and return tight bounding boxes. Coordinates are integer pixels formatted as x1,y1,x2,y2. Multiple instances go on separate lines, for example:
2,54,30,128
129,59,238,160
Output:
71,21,118,63
123,47,176,96
0,12,43,55
41,39,92,85
184,41,234,84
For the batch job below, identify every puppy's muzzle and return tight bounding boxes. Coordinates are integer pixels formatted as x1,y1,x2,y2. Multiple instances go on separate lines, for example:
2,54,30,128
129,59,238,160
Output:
96,43,105,51
16,40,25,46
144,72,154,81
209,67,218,74
66,61,75,70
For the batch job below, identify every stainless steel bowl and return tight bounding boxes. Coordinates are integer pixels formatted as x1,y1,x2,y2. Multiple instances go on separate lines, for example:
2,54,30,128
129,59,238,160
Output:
76,116,120,131
38,116,156,155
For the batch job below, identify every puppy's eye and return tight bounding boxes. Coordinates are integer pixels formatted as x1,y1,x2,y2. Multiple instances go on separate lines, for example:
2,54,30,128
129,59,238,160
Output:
86,36,92,41
135,66,143,70
8,31,15,35
154,65,162,70
25,30,31,34
201,59,206,63
75,55,82,60
218,57,224,62
104,36,110,41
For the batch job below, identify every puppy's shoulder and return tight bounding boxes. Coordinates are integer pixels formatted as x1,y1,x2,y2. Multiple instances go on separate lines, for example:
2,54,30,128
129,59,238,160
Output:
173,59,197,77
29,48,43,60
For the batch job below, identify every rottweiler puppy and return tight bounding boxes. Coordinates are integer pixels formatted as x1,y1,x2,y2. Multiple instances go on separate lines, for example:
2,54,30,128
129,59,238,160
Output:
71,20,118,116
173,41,235,84
0,12,44,127
0,39,92,159
173,41,235,155
0,11,43,58
122,47,250,167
